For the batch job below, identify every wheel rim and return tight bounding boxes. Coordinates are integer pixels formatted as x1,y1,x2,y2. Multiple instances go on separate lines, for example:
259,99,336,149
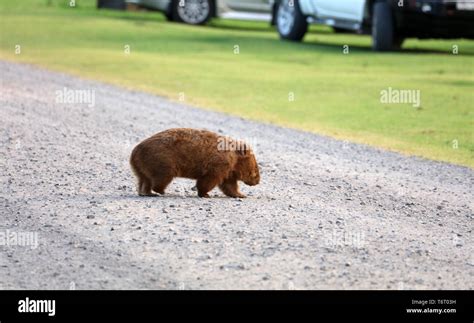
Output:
177,0,210,24
277,0,296,36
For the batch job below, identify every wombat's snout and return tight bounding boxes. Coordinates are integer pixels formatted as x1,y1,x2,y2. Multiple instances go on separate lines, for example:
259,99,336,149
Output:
244,171,260,186
246,177,259,186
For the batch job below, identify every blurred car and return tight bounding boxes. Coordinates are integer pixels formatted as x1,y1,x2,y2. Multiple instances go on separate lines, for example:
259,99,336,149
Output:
127,0,276,25
275,0,474,51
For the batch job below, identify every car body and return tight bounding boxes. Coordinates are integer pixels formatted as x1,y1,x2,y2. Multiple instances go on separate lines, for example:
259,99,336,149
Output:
126,0,275,24
276,0,474,51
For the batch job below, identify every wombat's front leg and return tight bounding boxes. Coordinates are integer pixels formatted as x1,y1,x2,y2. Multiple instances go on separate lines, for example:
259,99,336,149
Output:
196,175,222,198
219,178,246,198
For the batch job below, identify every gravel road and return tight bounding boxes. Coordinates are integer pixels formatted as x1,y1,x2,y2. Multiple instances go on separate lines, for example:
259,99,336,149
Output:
1,60,473,290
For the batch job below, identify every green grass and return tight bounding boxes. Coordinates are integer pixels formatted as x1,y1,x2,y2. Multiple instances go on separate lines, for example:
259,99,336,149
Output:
1,0,473,167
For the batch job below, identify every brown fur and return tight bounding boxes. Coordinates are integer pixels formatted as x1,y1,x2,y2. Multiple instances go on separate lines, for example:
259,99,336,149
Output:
130,128,260,198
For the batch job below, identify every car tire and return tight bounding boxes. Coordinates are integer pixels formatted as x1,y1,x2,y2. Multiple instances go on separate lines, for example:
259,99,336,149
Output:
372,1,396,51
171,0,213,25
277,0,308,42
164,6,174,21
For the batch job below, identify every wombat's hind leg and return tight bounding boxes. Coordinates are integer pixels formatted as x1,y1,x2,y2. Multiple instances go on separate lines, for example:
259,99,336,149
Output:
196,175,221,198
219,178,246,198
152,175,173,195
138,177,153,196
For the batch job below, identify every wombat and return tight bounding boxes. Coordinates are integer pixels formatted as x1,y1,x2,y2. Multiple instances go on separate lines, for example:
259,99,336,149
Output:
130,128,260,198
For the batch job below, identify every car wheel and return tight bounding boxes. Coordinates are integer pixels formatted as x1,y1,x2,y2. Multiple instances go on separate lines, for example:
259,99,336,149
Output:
172,0,213,25
164,6,174,21
277,0,308,41
372,1,397,51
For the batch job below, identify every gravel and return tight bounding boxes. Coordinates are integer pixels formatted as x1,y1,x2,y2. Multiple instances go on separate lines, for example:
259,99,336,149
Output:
1,60,473,290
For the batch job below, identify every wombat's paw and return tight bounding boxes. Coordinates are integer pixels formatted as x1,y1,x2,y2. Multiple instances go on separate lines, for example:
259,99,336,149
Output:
198,193,211,198
233,193,246,198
